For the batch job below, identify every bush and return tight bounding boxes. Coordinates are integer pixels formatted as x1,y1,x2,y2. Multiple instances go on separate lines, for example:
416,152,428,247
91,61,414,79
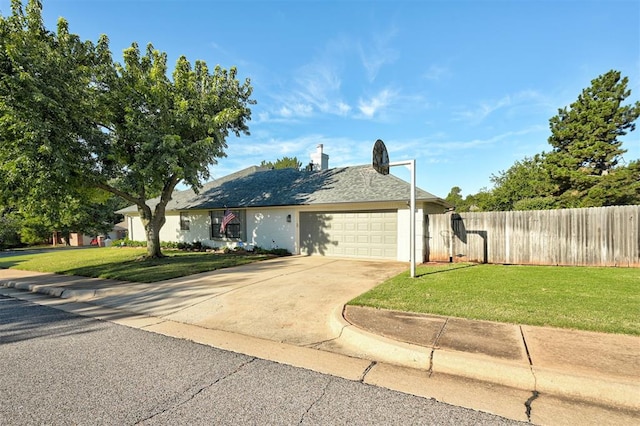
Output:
110,239,291,256
253,246,291,256
111,238,146,247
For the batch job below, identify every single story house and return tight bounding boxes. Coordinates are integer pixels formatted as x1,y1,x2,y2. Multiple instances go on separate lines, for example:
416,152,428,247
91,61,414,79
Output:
52,222,128,247
119,146,450,262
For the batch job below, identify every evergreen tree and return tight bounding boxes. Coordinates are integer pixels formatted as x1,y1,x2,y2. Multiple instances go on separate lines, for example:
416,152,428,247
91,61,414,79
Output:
544,70,640,207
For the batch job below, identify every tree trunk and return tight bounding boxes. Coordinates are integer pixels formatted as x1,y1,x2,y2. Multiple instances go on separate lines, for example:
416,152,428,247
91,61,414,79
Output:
132,175,177,259
145,219,163,258
139,208,166,259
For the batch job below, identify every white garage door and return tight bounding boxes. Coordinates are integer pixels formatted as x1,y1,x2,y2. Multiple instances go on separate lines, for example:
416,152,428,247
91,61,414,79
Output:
299,211,397,259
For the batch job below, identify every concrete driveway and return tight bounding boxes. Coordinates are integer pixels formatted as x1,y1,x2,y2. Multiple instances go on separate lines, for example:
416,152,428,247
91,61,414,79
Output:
91,256,407,346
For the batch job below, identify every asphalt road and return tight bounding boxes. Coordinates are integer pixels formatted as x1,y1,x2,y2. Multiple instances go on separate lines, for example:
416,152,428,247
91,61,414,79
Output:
0,295,525,425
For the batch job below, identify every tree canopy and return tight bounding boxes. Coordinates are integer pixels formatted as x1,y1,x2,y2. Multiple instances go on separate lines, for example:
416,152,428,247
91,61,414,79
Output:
0,0,255,256
260,156,303,170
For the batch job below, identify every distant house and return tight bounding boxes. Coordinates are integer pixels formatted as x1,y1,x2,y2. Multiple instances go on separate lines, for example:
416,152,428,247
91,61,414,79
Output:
53,222,128,247
119,145,450,262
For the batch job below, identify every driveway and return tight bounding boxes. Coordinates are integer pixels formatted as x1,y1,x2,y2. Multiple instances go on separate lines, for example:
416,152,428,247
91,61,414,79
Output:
91,256,408,346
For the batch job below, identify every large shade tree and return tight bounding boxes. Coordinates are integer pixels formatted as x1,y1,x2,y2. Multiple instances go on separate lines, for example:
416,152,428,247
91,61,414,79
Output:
0,0,254,257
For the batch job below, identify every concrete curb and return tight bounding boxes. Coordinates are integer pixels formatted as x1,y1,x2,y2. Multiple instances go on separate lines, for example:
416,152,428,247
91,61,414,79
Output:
532,367,640,411
330,306,534,389
0,280,116,301
331,306,640,411
329,305,432,370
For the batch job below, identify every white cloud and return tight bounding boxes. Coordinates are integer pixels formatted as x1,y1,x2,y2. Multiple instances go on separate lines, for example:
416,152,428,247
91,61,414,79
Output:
269,56,352,119
422,126,547,154
358,26,399,82
358,88,397,118
336,101,352,115
423,65,449,81
453,96,512,124
278,103,313,118
452,90,546,124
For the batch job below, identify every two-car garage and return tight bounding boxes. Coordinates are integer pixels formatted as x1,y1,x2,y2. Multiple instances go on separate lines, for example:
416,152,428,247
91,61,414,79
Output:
299,211,397,259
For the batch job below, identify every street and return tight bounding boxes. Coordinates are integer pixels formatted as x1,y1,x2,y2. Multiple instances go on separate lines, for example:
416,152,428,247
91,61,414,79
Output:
0,295,523,425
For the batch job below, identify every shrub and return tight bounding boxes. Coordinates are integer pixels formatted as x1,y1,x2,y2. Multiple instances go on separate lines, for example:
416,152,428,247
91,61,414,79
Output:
253,246,291,256
270,248,291,256
111,238,146,247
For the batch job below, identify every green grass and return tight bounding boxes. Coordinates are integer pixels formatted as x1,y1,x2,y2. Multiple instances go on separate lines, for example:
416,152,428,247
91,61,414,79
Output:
349,263,640,335
0,247,272,283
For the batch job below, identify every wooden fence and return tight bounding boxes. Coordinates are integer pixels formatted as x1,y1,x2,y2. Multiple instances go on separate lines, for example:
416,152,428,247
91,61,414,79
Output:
425,205,640,267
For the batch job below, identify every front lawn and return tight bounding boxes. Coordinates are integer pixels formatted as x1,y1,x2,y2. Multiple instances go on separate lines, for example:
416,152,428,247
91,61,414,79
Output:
349,263,640,335
0,247,272,283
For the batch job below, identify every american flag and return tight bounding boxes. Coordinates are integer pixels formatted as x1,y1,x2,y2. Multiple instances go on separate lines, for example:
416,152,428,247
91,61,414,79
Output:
220,208,236,233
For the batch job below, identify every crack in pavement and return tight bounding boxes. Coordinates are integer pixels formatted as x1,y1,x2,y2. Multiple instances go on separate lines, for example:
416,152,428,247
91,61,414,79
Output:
134,357,257,424
428,318,449,377
520,326,539,422
359,361,377,382
524,391,539,422
298,376,333,425
303,304,350,349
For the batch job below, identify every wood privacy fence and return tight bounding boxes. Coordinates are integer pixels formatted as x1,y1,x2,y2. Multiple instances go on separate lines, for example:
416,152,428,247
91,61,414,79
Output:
425,205,640,267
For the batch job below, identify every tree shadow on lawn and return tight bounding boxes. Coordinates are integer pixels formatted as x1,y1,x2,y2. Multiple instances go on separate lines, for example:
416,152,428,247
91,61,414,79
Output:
60,253,273,283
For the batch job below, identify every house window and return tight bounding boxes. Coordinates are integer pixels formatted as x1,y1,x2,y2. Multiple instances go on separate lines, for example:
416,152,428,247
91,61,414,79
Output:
210,210,244,239
180,213,190,231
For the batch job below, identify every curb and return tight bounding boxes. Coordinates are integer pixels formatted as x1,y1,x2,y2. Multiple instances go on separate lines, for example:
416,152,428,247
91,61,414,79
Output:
329,306,534,390
331,306,640,411
0,280,113,301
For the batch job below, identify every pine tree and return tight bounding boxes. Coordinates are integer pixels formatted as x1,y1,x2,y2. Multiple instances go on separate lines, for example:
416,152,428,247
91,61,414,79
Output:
544,70,640,207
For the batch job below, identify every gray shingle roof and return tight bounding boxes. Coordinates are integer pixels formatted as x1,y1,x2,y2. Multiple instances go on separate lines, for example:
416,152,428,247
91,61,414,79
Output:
118,165,448,213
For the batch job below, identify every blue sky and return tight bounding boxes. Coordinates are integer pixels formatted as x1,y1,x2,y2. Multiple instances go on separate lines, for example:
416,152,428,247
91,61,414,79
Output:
2,0,639,198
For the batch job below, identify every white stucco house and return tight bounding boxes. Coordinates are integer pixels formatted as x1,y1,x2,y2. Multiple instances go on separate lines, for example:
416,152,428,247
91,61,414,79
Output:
119,146,450,262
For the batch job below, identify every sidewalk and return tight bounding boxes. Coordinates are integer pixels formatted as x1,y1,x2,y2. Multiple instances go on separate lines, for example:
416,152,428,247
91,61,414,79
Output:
1,265,638,424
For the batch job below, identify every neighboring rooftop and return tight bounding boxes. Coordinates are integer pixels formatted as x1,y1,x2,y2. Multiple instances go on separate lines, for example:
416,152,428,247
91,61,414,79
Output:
119,165,448,214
